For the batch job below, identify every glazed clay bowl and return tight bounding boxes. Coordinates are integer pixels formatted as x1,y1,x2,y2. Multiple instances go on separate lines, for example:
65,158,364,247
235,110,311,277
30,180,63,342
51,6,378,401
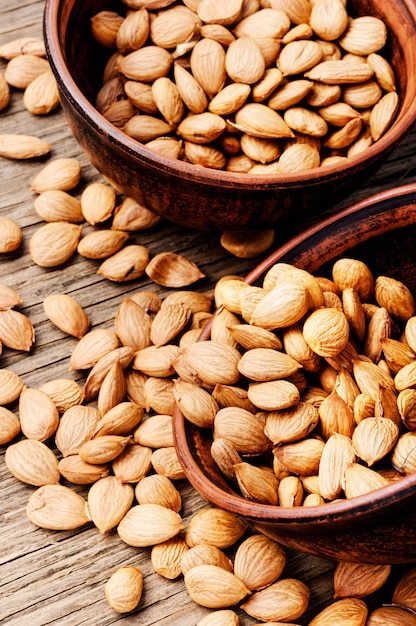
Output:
43,0,416,231
173,182,416,564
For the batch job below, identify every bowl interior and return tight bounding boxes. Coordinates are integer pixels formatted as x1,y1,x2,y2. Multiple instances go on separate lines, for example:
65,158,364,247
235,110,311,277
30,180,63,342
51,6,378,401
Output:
46,0,416,186
44,0,416,229
173,183,416,544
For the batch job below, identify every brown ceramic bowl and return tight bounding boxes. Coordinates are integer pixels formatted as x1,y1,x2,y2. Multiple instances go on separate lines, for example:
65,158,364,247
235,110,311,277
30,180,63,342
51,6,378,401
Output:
173,182,416,564
43,0,416,231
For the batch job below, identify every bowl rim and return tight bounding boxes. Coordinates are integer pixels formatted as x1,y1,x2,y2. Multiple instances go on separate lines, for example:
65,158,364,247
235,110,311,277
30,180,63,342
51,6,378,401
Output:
43,0,416,190
173,181,416,524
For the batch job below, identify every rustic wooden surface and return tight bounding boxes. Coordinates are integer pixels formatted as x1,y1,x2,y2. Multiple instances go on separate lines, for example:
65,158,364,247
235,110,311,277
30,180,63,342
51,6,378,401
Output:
1,2,416,625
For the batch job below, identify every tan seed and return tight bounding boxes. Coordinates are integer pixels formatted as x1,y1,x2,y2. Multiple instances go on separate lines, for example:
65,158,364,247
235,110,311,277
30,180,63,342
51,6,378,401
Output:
43,293,90,338
87,475,134,533
23,70,60,114
0,133,50,159
105,566,143,614
184,564,250,609
34,190,84,223
117,503,184,547
0,310,35,352
97,244,150,282
26,484,90,530
31,157,82,193
5,439,60,486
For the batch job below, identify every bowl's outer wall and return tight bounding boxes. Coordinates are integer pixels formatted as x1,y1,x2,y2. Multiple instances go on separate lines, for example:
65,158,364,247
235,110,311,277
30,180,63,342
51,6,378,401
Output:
44,0,416,230
173,186,416,564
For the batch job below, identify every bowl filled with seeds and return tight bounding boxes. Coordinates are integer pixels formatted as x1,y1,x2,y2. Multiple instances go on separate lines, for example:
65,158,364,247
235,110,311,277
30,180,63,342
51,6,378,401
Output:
172,182,416,564
43,0,416,230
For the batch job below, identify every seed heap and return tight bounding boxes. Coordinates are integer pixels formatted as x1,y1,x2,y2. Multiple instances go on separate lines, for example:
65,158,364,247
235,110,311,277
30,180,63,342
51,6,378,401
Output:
1,269,416,622
91,0,399,173
0,18,415,626
179,260,416,507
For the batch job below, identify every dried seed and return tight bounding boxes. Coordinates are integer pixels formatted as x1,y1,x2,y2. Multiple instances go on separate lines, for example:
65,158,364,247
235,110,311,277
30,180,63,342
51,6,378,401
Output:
177,112,226,144
115,297,152,352
173,62,208,114
69,328,120,370
308,597,368,626
34,190,84,223
338,16,388,55
173,379,219,429
135,474,181,512
79,434,131,465
80,182,117,225
26,484,89,530
0,283,22,309
186,507,247,549
310,0,349,41
151,445,185,480
365,605,416,625
225,36,265,85
392,566,416,610
0,37,46,60
190,38,226,99
97,245,150,282
105,566,143,614
78,229,129,259
94,401,144,437
333,561,391,598
0,133,50,160
43,293,89,338
31,157,82,193
19,386,60,442
278,40,323,76
5,439,60,486
5,53,50,88
232,102,294,139
116,8,149,54
234,534,286,591
391,431,416,475
0,406,21,444
196,610,240,626
0,309,35,352
117,503,184,547
39,378,85,412
181,543,233,576
97,361,127,416
55,405,100,457
150,4,199,49
303,307,349,357
152,76,185,126
233,8,290,39
119,45,173,81
133,413,173,449
87,475,134,533
112,442,152,483
209,83,251,116
0,216,22,252
145,251,205,287
344,462,390,498
30,221,82,267
23,70,60,114
319,433,356,500
185,564,250,609
240,577,310,622
304,59,374,84
112,196,161,231
91,10,124,48
235,462,279,504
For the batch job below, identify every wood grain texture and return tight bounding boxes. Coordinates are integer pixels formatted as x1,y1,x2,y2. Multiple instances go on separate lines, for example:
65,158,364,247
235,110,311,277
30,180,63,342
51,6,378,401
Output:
0,2,415,624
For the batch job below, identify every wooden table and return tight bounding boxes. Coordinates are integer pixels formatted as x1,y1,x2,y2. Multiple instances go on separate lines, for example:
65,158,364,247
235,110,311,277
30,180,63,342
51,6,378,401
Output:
1,2,415,624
